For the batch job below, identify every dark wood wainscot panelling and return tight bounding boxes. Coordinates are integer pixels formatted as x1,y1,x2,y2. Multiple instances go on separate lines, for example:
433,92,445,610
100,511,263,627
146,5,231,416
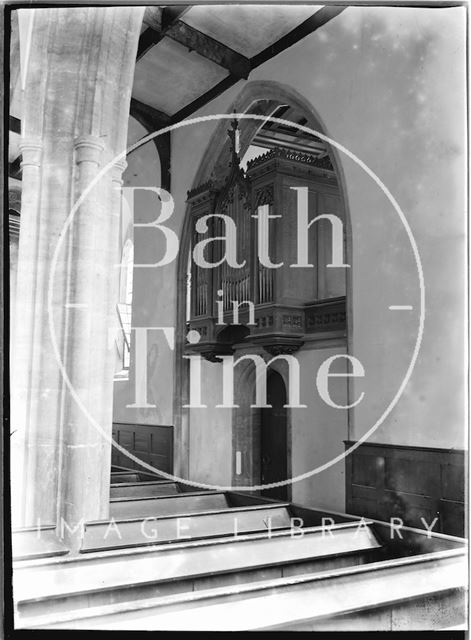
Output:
112,423,173,474
344,441,465,537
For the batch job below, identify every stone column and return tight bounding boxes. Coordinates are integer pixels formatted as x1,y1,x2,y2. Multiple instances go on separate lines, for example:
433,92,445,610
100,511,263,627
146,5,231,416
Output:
10,138,43,527
10,7,144,548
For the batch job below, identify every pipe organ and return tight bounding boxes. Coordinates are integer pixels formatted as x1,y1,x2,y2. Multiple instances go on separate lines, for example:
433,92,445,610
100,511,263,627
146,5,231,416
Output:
186,120,347,360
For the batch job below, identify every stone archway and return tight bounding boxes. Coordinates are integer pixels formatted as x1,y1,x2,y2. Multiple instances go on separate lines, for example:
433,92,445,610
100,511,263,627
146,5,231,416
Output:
174,80,352,487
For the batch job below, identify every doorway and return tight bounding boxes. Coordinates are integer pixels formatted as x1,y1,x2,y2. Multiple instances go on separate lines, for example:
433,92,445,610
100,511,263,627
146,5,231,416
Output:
261,370,289,501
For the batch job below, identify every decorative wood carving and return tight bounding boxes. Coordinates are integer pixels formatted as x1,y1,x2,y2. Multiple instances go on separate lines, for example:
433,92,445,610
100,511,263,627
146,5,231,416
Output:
247,147,334,172
254,184,274,207
305,297,347,333
186,120,346,360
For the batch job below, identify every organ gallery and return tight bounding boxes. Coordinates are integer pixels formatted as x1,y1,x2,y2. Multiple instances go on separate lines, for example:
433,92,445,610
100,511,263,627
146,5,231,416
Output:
186,119,347,362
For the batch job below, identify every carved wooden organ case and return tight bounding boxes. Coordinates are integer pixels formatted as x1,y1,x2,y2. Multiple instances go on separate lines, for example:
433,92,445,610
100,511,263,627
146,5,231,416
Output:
186,120,347,361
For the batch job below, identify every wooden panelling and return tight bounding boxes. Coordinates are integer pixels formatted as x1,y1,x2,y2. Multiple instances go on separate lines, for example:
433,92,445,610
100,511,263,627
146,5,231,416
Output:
441,463,465,502
440,500,465,538
345,441,465,538
352,453,378,488
112,423,173,475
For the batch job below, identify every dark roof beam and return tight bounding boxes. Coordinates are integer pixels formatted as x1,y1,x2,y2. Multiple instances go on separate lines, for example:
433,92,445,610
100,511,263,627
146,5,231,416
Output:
9,156,22,180
137,6,190,61
161,6,191,30
165,21,250,80
250,5,345,68
142,6,162,32
130,97,171,130
137,28,162,61
172,6,346,124
9,115,21,134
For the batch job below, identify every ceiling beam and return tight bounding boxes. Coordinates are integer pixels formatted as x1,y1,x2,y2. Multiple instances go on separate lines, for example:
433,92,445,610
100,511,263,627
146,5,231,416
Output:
250,5,346,68
161,6,191,30
136,27,161,61
165,21,251,80
171,75,237,124
9,115,21,134
171,6,346,124
130,97,171,130
128,98,172,192
142,6,162,32
138,12,250,80
136,6,190,61
9,156,22,180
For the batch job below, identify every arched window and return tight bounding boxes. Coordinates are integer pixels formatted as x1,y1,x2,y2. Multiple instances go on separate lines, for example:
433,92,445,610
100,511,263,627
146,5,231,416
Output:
116,238,134,372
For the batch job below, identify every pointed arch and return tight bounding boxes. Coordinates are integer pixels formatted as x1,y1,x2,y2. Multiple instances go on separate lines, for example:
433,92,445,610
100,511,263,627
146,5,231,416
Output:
174,80,353,480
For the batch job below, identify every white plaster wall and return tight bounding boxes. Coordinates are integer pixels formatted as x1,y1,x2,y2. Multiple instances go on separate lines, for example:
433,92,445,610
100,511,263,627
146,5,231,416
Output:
290,345,349,511
249,7,466,450
118,7,465,508
113,117,177,427
169,6,466,456
188,359,233,486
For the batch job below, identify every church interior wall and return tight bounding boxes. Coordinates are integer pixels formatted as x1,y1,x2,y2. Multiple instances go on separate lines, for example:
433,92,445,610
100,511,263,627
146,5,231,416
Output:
169,5,465,466
188,359,233,486
113,116,176,428
291,344,348,512
106,5,465,500
242,6,465,451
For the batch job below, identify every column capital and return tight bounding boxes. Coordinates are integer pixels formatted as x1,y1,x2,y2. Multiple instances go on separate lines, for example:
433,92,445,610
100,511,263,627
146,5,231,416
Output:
111,158,128,185
74,135,105,165
19,138,43,168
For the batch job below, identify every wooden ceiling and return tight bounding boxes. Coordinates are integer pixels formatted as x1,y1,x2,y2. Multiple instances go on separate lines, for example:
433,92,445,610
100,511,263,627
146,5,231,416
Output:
131,4,345,127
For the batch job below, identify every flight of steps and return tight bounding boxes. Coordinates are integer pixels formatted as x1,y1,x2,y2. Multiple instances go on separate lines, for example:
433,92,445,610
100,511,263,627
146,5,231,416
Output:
12,467,467,630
